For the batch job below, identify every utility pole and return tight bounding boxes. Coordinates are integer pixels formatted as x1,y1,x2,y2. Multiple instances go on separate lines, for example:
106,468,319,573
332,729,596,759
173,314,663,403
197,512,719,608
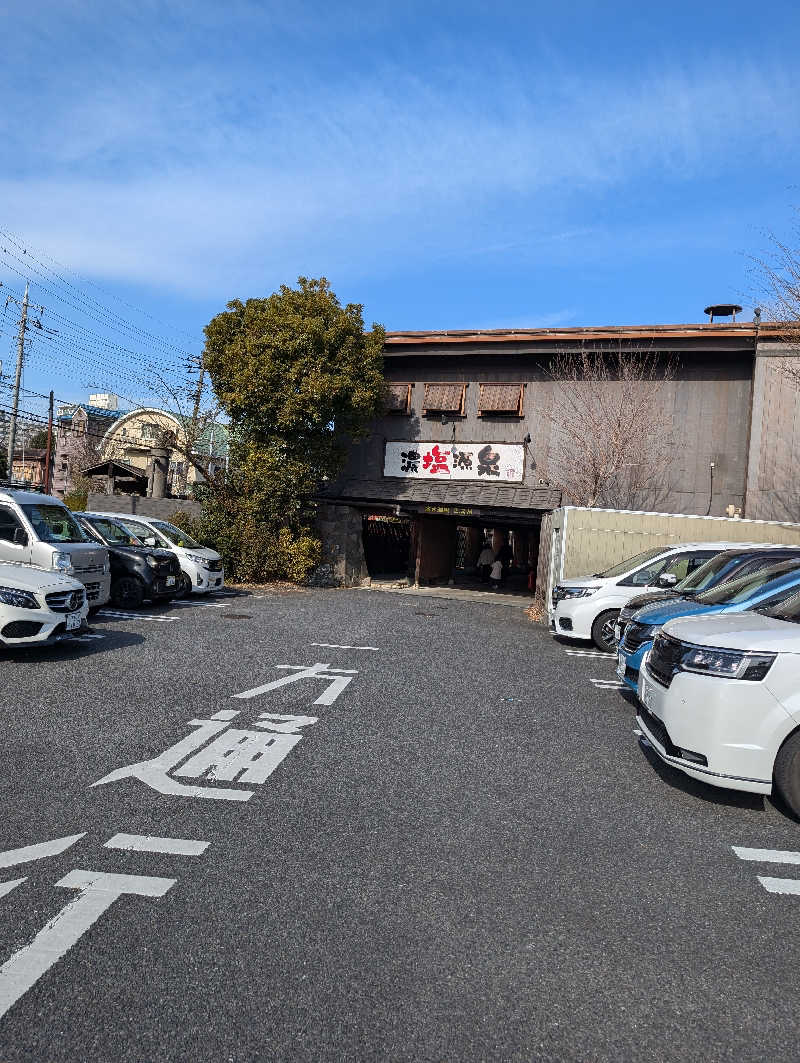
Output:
6,283,29,472
44,390,54,494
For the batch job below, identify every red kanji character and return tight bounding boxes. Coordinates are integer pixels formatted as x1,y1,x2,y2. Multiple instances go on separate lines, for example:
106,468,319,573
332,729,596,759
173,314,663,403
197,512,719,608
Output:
422,445,450,474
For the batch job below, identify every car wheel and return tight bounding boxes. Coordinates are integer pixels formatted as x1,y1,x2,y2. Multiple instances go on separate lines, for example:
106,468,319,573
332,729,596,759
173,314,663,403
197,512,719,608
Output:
88,605,102,616
111,576,144,610
174,572,192,599
773,730,800,818
591,610,620,653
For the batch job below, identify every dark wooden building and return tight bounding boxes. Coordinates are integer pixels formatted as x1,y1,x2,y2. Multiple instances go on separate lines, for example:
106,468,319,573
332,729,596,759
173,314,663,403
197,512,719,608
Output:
319,321,799,587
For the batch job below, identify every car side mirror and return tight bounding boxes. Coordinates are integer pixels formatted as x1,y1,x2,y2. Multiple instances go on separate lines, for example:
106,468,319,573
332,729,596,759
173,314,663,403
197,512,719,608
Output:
656,573,678,588
12,527,28,547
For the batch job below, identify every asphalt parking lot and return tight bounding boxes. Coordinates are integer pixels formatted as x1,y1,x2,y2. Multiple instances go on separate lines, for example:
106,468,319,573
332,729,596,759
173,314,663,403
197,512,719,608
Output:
1,587,799,1062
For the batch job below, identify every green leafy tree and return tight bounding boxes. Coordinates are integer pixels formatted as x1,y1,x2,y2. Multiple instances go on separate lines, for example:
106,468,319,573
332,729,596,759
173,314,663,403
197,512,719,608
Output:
28,429,52,450
200,277,385,582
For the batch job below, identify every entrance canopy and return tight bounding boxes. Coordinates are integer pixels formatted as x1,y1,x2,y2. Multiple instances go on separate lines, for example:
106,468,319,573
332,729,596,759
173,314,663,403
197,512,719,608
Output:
82,458,148,494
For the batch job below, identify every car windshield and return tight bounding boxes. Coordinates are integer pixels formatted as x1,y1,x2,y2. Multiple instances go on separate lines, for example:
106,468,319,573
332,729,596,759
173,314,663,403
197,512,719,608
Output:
595,547,669,579
675,553,741,594
20,503,89,544
756,591,800,624
149,520,200,549
85,517,143,547
695,559,800,605
117,518,167,546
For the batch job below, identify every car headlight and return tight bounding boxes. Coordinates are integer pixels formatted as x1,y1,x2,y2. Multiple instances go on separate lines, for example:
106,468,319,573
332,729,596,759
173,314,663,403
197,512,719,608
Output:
681,646,776,681
186,553,208,567
555,585,599,601
0,584,40,609
52,550,74,574
145,555,160,568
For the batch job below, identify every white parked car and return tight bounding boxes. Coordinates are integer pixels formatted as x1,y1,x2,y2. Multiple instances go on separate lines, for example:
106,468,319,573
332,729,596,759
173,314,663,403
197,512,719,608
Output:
0,561,89,648
91,513,224,597
636,592,800,816
549,541,758,652
0,489,110,608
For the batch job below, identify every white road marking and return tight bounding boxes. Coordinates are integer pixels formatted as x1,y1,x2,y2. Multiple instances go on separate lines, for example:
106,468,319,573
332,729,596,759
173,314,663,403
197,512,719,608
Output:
565,649,615,659
0,870,175,1020
733,846,800,865
311,642,380,651
171,601,226,608
74,633,105,642
232,663,358,704
0,878,26,899
104,834,209,856
756,876,800,895
210,709,240,721
0,833,86,869
590,679,625,689
99,610,177,623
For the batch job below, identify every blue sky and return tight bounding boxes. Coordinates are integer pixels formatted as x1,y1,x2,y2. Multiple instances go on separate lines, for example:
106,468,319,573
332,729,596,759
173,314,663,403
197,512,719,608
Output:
1,0,799,408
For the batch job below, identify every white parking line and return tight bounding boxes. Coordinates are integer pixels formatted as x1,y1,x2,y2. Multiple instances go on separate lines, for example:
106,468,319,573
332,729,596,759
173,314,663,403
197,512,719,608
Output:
310,642,380,651
590,678,625,690
104,834,209,856
170,601,226,608
98,610,178,623
756,877,800,895
733,847,800,865
565,649,615,659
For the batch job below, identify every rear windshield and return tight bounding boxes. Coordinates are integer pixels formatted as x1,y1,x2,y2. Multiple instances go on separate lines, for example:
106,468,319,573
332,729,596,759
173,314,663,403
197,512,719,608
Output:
678,551,800,594
84,517,143,547
596,547,669,579
695,559,800,605
149,520,200,549
20,504,89,544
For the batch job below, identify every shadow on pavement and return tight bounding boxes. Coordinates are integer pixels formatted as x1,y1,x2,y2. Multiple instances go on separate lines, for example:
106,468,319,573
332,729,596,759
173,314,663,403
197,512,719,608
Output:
0,629,145,663
637,735,766,812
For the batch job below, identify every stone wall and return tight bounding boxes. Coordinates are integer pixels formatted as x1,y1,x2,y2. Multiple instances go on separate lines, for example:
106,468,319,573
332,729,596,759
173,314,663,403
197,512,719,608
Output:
315,503,369,587
86,492,204,521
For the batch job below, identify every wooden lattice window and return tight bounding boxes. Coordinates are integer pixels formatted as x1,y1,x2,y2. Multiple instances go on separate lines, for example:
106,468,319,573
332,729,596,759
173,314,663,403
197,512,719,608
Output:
478,382,524,416
422,382,466,415
385,383,412,415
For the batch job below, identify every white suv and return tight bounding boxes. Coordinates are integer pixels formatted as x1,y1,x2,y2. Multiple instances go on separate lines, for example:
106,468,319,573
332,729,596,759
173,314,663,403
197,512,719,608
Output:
549,542,765,652
0,562,89,647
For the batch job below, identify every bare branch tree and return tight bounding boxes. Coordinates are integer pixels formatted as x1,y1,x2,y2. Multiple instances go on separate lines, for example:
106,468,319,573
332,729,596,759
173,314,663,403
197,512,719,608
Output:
750,208,800,387
543,345,675,509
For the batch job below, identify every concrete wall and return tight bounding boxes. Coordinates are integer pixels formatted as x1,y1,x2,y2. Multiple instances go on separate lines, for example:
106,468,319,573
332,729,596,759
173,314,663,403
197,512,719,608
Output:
86,492,204,521
745,344,800,521
544,505,800,601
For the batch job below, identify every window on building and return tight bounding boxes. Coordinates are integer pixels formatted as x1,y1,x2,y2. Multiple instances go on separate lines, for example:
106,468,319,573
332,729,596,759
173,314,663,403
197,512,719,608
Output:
478,382,524,416
141,422,160,440
385,383,413,415
422,383,466,416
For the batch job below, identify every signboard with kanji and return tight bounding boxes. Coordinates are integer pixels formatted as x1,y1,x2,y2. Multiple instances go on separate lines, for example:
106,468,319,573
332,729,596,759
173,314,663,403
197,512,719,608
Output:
383,441,524,482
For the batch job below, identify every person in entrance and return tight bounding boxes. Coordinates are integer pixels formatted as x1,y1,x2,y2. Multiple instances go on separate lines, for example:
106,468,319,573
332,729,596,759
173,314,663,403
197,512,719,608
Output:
490,558,504,589
477,541,495,582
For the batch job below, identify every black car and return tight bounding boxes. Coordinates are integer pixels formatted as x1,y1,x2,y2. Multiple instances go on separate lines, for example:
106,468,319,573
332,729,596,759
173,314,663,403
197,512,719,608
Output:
76,513,181,609
615,546,800,643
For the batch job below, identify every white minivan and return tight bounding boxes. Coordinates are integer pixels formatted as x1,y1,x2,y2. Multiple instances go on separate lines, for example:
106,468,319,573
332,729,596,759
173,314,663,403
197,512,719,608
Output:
0,489,111,608
549,541,763,652
93,513,224,597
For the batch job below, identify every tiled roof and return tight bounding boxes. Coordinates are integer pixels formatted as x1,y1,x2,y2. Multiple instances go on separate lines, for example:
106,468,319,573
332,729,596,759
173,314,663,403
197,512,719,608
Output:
323,478,562,512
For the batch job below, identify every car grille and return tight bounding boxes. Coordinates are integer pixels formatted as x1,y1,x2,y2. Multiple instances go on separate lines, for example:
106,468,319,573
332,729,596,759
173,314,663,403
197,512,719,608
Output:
74,563,105,575
46,589,85,613
647,633,686,689
639,704,682,757
207,559,223,572
621,621,655,653
84,582,101,601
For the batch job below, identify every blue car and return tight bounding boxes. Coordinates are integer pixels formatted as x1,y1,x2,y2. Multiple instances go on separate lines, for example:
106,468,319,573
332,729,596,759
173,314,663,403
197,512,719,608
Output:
616,558,800,691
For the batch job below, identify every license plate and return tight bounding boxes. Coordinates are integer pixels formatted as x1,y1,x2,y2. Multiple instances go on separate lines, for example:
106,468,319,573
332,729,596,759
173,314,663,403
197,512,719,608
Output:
616,652,626,680
66,612,81,631
166,575,176,587
614,624,621,643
